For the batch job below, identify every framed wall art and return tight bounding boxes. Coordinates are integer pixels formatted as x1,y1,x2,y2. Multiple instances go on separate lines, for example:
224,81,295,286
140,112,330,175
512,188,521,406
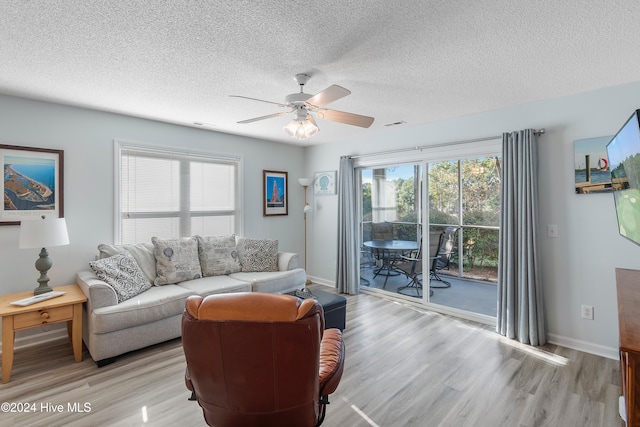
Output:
263,170,288,216
574,136,613,194
314,170,336,195
1,144,64,225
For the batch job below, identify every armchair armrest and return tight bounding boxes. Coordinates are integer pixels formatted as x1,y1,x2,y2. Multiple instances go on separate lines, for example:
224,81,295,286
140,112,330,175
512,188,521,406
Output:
318,328,345,397
76,271,118,311
277,252,299,271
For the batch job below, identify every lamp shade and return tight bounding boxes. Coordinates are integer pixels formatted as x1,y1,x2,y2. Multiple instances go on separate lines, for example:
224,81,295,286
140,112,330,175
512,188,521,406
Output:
19,217,69,249
283,115,319,140
303,204,312,213
298,178,312,187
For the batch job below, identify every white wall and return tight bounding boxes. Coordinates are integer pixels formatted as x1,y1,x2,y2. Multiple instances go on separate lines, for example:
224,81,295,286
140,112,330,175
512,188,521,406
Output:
304,81,640,359
4,80,640,358
0,95,306,298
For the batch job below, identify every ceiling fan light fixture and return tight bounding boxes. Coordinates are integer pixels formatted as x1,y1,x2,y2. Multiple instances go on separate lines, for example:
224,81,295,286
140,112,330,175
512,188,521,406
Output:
283,114,319,140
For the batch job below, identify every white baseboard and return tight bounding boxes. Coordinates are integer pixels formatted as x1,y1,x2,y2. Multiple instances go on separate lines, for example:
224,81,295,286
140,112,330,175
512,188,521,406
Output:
547,332,619,360
306,275,333,287
309,276,619,360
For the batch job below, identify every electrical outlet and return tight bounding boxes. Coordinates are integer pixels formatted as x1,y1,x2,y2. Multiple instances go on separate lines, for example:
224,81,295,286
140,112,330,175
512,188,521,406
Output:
582,305,594,320
547,224,558,238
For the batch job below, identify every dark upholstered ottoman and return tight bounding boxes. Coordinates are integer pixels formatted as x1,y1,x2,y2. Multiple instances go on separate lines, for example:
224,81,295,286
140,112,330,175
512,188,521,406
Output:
312,289,347,331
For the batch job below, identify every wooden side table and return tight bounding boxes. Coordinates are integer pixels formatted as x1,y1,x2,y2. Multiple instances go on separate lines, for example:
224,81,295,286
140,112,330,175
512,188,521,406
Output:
0,284,87,383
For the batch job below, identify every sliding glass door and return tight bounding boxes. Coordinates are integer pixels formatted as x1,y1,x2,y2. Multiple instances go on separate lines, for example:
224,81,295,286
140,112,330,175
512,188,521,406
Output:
358,154,500,319
360,164,422,294
427,157,500,317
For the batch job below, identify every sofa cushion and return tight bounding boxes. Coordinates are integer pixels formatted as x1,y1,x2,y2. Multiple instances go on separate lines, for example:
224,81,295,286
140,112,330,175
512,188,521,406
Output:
152,236,202,285
98,242,156,285
91,285,196,334
229,268,306,293
196,235,241,276
89,251,152,303
176,275,251,297
236,237,279,272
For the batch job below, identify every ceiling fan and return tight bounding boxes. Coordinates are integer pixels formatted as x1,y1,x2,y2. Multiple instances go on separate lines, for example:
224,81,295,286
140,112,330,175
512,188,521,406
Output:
230,74,374,140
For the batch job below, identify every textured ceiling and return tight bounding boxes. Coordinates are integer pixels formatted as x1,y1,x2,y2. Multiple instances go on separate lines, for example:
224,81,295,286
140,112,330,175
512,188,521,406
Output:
2,0,640,145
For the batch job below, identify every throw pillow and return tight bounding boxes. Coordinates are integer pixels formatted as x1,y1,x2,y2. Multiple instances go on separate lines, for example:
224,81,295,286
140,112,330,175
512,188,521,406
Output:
97,242,156,285
89,251,152,303
236,237,279,272
196,235,241,276
152,236,202,285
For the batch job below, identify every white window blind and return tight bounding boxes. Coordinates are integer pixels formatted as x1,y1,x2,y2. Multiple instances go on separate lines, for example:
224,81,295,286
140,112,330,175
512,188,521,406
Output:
115,142,240,244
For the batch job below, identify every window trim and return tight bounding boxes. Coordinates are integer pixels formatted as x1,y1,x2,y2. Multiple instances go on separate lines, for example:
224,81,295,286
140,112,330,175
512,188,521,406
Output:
113,139,243,244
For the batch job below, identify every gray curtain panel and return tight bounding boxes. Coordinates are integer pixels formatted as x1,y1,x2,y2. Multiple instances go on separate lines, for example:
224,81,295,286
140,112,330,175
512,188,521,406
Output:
336,156,359,294
497,129,546,346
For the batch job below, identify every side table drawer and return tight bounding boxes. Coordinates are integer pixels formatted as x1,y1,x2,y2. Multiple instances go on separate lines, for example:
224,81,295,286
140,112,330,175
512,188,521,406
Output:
13,305,74,330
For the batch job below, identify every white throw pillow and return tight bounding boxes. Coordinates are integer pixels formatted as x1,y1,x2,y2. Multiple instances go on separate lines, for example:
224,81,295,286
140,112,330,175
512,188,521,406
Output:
152,236,202,285
196,235,241,276
89,251,152,303
237,237,279,272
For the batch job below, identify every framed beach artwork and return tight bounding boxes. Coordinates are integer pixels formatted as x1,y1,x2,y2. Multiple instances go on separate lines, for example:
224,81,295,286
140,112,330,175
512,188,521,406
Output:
574,136,613,194
314,170,336,195
263,170,288,216
1,144,64,225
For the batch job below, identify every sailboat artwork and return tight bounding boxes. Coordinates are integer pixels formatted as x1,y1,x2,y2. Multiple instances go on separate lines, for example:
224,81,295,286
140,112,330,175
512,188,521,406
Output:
263,170,288,216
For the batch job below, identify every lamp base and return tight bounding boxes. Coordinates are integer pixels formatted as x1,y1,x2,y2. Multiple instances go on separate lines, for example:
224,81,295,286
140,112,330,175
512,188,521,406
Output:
305,278,312,286
33,247,54,295
34,284,54,295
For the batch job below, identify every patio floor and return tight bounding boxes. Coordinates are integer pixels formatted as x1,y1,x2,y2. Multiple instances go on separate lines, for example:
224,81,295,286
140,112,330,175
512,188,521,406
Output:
360,265,497,317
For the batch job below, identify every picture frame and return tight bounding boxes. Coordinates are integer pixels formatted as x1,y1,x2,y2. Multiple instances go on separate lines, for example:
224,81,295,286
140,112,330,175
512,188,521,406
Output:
314,170,337,195
263,170,288,216
1,144,64,225
574,136,613,194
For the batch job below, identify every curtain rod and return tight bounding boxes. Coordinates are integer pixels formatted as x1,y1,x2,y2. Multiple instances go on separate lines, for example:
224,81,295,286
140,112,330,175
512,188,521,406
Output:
348,128,545,159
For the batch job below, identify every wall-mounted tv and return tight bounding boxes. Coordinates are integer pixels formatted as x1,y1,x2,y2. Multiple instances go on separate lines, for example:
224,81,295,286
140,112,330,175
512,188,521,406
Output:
606,109,640,246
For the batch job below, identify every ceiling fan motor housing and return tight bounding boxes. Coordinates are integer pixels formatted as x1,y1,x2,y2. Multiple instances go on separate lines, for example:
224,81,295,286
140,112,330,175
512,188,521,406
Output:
285,92,312,105
291,106,308,121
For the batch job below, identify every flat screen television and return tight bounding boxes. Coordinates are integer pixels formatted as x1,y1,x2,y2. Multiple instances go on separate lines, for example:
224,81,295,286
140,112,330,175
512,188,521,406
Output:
606,109,640,246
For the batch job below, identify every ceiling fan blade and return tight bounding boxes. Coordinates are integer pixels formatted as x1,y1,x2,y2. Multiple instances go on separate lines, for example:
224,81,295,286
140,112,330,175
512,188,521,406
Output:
316,109,374,128
307,113,318,128
237,111,289,124
305,85,351,108
229,95,287,107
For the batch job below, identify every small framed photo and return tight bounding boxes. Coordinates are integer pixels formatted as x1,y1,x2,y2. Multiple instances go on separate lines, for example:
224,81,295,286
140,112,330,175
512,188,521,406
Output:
314,171,336,195
1,144,64,225
263,170,288,216
574,136,613,194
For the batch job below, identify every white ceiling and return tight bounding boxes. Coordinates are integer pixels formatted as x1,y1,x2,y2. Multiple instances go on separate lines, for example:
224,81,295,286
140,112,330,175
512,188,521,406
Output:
2,0,640,146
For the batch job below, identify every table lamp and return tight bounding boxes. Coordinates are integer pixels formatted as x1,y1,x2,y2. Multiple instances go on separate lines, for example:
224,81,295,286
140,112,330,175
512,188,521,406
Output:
19,216,70,295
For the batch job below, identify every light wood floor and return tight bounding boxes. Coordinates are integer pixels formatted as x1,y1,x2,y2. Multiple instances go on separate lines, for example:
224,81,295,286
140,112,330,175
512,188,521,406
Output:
0,286,622,427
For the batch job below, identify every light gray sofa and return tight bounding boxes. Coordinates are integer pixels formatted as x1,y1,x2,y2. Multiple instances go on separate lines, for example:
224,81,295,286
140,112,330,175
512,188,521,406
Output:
76,238,306,365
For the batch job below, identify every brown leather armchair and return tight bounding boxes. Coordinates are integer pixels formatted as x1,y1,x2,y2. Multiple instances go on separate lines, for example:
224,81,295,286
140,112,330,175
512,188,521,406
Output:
182,292,345,427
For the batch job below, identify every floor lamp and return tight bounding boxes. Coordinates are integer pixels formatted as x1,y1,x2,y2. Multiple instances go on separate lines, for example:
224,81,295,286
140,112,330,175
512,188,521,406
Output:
298,178,313,286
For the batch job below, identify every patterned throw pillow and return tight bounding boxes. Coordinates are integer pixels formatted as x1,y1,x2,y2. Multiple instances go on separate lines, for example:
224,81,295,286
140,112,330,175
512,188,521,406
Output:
196,235,241,276
237,238,279,272
152,236,202,285
97,242,156,285
89,251,152,303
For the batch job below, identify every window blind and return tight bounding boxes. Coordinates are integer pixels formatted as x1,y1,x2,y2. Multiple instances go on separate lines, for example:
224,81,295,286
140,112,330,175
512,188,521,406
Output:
115,142,240,244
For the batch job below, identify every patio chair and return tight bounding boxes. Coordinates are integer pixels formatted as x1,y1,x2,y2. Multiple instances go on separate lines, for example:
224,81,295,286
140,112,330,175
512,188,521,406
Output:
370,222,402,285
430,226,459,288
371,222,394,260
396,232,442,297
360,246,374,286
